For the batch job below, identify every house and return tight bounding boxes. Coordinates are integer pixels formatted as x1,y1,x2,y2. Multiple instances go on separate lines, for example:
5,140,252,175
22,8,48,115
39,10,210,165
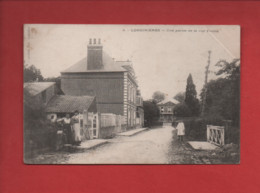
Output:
157,98,179,123
45,95,99,139
24,82,56,108
60,38,144,130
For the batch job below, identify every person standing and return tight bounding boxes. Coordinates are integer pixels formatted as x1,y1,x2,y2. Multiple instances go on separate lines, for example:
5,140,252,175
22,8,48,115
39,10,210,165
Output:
176,121,185,142
71,110,81,146
57,113,72,144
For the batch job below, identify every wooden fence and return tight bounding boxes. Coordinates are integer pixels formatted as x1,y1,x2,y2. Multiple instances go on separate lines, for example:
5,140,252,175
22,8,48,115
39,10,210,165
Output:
207,125,225,146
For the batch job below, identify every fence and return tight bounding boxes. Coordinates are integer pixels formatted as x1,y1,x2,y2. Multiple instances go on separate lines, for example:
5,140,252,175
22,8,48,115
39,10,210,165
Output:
207,125,225,146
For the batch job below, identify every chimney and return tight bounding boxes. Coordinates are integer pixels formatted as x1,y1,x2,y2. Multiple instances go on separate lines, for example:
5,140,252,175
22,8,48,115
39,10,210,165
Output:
87,38,103,70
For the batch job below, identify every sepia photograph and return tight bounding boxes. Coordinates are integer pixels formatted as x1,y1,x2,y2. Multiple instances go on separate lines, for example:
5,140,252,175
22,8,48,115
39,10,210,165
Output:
23,24,240,164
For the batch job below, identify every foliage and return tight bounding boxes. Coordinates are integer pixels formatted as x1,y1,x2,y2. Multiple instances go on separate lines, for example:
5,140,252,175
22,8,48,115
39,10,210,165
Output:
24,64,44,82
173,92,185,103
143,100,160,126
200,59,240,126
174,103,191,117
24,90,57,158
185,74,200,116
152,91,165,103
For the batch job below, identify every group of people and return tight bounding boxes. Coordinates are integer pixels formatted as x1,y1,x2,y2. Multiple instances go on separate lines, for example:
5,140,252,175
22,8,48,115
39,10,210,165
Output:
56,110,82,147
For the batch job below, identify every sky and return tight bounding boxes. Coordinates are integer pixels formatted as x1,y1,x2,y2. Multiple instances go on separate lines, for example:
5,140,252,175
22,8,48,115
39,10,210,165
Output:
24,24,240,100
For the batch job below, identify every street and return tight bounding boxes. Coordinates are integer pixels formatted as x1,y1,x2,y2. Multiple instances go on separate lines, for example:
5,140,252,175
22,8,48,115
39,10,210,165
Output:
67,126,174,164
28,126,239,164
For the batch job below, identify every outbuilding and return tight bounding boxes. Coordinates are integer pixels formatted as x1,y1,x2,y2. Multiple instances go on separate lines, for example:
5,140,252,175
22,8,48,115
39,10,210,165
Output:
45,95,99,140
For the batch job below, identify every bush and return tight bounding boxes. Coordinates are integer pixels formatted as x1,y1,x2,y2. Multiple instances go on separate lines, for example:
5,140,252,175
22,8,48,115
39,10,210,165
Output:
184,118,207,141
174,103,192,117
181,116,239,144
24,92,58,159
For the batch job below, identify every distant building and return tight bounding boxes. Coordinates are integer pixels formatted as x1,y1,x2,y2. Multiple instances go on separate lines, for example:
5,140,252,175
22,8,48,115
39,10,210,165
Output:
60,38,144,129
157,99,179,123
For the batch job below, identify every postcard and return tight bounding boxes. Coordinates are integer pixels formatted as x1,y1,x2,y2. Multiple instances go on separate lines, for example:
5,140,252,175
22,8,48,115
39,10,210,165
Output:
23,24,240,164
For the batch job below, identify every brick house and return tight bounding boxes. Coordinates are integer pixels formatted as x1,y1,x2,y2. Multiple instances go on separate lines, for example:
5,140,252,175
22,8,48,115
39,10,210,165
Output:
60,38,144,129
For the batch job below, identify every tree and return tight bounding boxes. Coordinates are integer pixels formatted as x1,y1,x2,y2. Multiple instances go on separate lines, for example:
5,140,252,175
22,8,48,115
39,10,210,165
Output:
174,92,185,103
143,100,160,127
174,103,191,117
185,74,200,116
24,64,44,82
152,91,165,103
201,59,240,126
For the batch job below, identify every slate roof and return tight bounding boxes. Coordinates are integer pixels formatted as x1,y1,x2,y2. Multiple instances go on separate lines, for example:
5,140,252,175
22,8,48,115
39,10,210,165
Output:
45,95,95,113
24,82,55,96
157,98,179,105
62,52,127,73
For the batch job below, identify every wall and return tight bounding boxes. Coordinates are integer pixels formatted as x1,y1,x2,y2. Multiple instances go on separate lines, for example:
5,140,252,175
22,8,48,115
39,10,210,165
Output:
61,72,124,115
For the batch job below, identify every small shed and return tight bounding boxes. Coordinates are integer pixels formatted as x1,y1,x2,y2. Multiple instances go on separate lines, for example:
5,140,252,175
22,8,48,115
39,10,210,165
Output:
45,95,99,140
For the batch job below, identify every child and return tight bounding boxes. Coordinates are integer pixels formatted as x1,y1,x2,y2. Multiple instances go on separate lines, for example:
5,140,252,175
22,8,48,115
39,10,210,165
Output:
176,121,185,141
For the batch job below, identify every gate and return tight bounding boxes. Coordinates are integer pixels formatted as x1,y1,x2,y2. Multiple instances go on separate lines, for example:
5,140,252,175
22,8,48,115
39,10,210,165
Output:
207,125,225,146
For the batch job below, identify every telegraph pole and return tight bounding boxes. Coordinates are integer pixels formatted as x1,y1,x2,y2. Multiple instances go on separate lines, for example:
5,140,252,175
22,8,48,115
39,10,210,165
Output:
201,50,211,116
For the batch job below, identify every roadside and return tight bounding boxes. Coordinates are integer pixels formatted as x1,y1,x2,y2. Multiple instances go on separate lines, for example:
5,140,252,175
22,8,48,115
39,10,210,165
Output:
25,127,148,164
25,126,240,164
168,129,240,164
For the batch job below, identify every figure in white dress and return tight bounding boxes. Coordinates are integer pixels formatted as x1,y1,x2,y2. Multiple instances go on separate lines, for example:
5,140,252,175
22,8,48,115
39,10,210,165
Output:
176,121,185,142
71,110,81,146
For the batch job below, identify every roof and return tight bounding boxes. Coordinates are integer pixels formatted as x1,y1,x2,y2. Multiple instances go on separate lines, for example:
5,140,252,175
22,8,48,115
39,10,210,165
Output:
62,52,128,73
45,95,95,113
157,98,179,105
24,82,55,96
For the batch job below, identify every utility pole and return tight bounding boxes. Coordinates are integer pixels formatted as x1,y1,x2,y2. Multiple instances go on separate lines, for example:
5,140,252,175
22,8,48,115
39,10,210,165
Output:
201,50,211,116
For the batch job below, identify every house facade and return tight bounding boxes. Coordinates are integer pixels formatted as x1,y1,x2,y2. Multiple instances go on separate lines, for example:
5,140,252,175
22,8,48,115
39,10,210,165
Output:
157,99,179,123
61,38,144,129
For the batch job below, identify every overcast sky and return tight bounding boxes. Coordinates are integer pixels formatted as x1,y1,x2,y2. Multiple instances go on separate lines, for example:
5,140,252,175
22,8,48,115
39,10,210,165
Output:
24,24,240,100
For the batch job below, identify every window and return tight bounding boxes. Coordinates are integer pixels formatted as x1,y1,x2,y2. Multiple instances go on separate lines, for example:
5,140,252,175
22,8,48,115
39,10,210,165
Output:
160,107,164,113
168,107,172,112
93,116,97,128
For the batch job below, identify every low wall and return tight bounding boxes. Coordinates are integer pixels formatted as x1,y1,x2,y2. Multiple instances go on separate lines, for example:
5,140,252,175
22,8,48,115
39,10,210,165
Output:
99,124,128,139
99,126,116,139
